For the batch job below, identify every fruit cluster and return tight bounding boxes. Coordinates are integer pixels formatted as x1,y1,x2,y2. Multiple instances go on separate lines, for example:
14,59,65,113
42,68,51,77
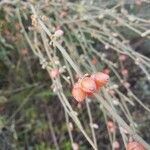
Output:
72,72,109,102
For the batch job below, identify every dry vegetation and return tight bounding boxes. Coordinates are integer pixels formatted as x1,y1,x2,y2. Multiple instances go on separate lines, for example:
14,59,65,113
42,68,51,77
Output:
0,0,150,150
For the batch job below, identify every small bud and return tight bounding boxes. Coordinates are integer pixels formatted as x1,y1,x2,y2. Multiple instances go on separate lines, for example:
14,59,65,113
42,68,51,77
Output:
121,69,128,77
60,11,68,18
21,48,28,56
119,54,127,62
108,89,115,96
103,68,110,75
73,111,78,116
68,122,73,131
126,141,145,150
113,141,120,150
54,60,60,65
105,44,110,50
72,143,79,150
112,84,119,89
107,121,117,133
112,32,118,37
91,57,98,65
120,127,129,134
50,69,60,78
135,0,142,6
54,29,64,37
98,14,104,19
124,82,130,88
113,99,119,105
90,123,99,129
135,58,141,65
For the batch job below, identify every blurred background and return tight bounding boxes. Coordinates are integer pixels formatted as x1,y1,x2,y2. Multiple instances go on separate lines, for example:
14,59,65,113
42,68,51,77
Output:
0,0,150,150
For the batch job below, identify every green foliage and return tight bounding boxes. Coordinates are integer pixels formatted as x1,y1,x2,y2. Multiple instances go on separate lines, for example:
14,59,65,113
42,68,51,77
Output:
61,141,72,150
35,142,52,150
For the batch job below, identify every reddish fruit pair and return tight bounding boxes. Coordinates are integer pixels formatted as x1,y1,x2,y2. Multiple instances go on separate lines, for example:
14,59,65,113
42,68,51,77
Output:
72,72,109,102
